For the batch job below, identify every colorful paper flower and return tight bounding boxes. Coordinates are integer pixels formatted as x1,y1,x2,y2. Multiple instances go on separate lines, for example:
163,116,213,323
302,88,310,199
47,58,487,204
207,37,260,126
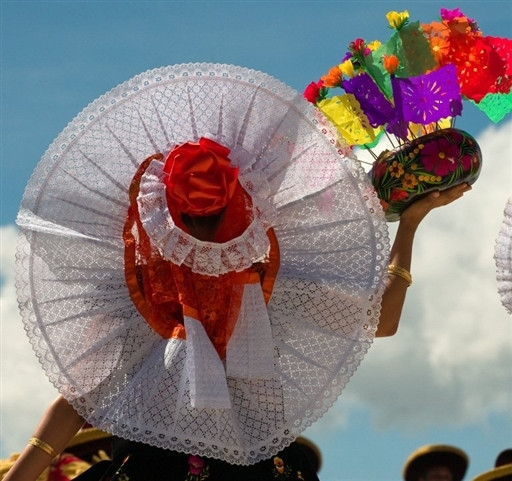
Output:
308,5,511,148
303,79,324,103
339,59,355,78
382,55,400,75
322,65,343,87
440,7,476,28
367,40,382,52
349,38,367,55
307,6,508,221
163,137,239,217
386,10,409,30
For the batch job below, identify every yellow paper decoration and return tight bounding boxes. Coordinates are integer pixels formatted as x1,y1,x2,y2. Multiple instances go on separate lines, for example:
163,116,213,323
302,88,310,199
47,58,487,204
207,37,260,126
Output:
318,94,382,145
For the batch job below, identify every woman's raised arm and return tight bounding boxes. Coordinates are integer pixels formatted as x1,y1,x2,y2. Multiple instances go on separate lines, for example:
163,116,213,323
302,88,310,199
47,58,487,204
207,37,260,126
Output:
376,183,472,337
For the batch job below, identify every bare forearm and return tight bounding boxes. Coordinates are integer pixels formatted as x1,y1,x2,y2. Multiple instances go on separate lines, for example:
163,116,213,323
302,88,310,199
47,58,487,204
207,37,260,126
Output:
376,183,472,337
376,220,417,336
3,395,85,481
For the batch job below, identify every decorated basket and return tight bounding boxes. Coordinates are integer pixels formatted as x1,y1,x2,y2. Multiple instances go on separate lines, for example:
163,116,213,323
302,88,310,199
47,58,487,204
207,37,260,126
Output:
304,7,511,220
369,128,482,221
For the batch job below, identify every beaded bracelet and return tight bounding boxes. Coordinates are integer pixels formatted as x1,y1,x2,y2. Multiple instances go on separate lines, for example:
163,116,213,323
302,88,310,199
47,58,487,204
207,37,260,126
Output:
28,437,56,457
388,264,412,286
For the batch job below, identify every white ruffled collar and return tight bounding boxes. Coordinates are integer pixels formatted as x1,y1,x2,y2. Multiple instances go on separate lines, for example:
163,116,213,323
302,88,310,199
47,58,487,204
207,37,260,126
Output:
137,158,277,277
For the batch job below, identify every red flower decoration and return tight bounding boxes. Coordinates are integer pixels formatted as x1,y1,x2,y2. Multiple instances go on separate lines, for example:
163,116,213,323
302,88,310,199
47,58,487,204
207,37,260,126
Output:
188,455,206,475
372,160,388,180
389,189,409,201
420,136,461,176
303,79,324,103
349,38,366,54
163,137,239,217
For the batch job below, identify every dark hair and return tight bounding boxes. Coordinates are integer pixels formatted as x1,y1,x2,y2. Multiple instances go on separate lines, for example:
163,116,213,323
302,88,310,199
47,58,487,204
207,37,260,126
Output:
495,449,512,468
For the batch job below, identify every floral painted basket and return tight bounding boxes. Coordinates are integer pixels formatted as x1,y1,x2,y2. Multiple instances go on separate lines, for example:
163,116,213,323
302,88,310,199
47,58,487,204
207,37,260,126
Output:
369,128,482,221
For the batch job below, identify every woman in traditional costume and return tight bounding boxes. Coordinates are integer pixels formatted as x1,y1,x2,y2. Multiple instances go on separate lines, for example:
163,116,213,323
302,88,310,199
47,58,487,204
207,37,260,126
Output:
11,6,509,480
4,58,471,481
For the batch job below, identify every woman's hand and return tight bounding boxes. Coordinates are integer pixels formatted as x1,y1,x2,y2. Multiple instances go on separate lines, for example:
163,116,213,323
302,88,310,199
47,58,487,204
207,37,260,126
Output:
399,183,472,231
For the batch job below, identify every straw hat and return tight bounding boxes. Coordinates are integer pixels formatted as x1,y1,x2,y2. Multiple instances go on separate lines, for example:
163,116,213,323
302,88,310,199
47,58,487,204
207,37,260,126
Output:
296,436,322,474
64,427,112,462
472,464,512,481
403,444,469,481
495,449,512,468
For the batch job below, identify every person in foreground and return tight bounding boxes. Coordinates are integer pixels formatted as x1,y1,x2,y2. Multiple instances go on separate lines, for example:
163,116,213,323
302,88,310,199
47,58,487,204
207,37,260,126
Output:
4,182,472,481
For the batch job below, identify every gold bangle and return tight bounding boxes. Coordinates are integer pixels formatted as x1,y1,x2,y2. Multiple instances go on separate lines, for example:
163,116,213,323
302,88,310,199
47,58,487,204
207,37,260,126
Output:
388,264,412,286
28,437,56,457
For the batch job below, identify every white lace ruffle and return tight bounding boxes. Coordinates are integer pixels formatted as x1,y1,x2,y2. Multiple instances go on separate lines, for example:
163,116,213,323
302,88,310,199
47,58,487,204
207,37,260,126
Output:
137,159,277,276
495,196,512,315
226,282,275,379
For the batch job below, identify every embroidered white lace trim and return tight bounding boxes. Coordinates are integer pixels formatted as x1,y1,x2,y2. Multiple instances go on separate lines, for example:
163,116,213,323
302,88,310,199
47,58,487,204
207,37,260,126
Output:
137,159,277,276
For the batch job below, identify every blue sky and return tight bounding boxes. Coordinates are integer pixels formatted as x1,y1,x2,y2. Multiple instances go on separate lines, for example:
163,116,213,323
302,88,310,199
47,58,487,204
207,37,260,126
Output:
1,1,511,480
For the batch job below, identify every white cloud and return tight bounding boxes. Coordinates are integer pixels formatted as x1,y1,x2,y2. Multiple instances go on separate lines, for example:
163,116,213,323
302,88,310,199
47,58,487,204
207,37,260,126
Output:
0,225,58,457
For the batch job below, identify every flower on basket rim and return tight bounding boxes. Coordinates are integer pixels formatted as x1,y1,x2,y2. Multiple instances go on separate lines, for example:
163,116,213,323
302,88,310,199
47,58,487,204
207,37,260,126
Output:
388,160,404,178
401,173,419,190
389,189,409,201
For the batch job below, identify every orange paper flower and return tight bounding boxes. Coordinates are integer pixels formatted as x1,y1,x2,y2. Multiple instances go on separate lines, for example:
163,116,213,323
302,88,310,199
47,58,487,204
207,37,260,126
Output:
322,65,343,87
382,55,400,75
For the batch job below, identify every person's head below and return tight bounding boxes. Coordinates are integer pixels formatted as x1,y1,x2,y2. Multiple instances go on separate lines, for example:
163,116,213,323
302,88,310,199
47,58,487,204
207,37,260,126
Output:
495,449,512,468
418,465,457,481
403,445,469,481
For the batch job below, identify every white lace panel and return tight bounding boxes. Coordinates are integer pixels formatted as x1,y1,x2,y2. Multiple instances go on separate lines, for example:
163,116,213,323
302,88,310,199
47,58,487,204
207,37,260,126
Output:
226,283,276,379
184,316,232,409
